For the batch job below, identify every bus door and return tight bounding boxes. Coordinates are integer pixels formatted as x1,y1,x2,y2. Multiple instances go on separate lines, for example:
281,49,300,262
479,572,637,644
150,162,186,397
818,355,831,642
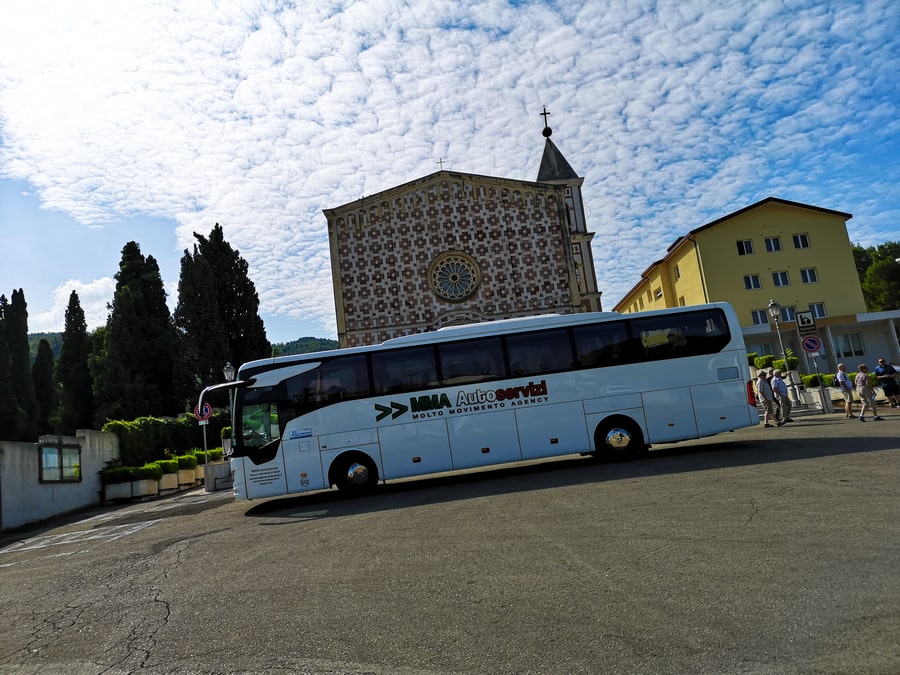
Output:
517,401,591,459
689,359,757,434
281,428,326,493
447,409,522,469
641,388,699,442
377,420,453,480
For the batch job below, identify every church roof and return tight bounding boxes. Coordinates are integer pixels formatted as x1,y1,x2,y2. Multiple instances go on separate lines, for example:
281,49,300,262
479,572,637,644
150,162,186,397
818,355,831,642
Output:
536,135,579,182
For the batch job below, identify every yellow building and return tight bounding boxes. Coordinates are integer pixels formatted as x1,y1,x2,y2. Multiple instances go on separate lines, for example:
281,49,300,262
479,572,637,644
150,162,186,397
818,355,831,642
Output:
614,197,900,372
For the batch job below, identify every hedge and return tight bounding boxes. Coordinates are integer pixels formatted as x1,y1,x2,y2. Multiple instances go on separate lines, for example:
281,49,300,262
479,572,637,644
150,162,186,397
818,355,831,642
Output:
136,463,164,481
101,466,135,485
102,410,230,466
157,459,179,474
175,454,198,470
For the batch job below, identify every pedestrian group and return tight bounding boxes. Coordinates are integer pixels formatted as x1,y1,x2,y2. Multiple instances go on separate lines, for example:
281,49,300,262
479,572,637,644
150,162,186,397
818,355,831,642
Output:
757,358,898,425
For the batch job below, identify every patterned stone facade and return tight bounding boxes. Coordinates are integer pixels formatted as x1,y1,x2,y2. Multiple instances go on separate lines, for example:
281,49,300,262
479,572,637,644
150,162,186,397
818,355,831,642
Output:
325,170,601,347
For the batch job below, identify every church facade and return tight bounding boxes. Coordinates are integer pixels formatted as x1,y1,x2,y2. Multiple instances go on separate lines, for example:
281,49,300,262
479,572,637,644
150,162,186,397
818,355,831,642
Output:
324,124,602,347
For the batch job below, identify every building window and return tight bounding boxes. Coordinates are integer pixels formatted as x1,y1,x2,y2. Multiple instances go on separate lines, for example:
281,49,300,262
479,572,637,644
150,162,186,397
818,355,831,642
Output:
792,234,810,249
835,333,864,357
781,306,796,322
800,268,818,284
751,309,769,325
674,265,680,280
678,296,685,306
809,303,826,318
744,274,761,290
764,237,782,252
736,240,754,255
772,271,790,287
639,297,645,310
39,442,82,483
654,287,663,299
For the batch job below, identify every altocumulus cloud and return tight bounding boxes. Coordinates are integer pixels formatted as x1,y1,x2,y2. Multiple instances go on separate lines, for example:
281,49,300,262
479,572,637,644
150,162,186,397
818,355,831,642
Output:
0,0,898,338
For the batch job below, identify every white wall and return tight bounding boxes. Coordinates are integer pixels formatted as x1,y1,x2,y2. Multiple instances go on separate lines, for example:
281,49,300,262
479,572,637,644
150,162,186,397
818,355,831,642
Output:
0,429,119,531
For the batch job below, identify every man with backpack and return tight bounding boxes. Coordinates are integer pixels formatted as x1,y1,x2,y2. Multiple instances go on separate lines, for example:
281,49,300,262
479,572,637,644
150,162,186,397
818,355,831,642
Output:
874,358,900,408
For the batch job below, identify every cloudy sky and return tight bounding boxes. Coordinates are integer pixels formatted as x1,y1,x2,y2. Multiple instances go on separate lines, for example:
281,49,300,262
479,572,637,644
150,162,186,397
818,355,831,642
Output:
1,0,898,344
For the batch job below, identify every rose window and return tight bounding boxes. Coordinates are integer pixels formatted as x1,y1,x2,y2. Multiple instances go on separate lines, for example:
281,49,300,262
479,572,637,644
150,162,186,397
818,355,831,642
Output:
428,252,481,302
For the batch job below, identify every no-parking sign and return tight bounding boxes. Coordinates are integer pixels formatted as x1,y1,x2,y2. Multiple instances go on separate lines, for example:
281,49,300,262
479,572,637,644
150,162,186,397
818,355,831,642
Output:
801,336,821,353
194,402,212,421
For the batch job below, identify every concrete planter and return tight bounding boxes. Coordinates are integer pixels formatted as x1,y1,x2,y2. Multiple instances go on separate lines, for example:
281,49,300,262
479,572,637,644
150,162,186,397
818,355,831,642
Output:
194,465,206,482
204,461,233,492
159,473,178,491
105,482,133,500
177,469,196,487
132,479,159,498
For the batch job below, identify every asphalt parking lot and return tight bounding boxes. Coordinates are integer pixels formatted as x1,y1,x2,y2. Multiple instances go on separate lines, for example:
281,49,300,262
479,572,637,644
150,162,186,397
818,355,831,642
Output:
0,411,898,674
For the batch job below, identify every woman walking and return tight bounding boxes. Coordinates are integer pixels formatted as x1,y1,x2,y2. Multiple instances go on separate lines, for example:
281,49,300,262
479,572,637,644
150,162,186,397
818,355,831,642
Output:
855,364,883,421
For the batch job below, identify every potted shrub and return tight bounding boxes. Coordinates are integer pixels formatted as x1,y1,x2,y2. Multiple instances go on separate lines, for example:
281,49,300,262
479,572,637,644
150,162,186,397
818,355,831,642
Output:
192,448,208,481
158,459,179,491
133,463,162,498
175,453,199,487
101,466,135,501
754,354,776,371
221,426,232,456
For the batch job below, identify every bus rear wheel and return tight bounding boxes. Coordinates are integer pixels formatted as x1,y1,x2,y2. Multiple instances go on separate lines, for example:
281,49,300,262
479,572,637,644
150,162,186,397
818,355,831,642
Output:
331,452,379,496
594,418,646,463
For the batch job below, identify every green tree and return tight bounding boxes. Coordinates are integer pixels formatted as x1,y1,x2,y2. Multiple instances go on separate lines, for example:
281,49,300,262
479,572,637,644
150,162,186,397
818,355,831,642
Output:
0,335,25,441
2,290,38,440
92,242,180,424
32,339,57,435
854,241,900,311
175,223,270,389
174,247,228,395
54,291,94,434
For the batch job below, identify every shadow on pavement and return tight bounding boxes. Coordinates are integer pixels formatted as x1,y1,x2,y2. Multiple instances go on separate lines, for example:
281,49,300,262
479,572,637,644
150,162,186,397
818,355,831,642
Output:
244,421,897,522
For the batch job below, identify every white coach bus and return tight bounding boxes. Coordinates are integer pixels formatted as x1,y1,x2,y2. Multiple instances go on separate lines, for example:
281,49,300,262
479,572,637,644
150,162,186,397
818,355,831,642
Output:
199,303,757,500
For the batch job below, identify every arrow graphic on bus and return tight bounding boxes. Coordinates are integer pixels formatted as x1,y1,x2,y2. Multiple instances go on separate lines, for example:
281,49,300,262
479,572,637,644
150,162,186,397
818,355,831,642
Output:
375,401,409,421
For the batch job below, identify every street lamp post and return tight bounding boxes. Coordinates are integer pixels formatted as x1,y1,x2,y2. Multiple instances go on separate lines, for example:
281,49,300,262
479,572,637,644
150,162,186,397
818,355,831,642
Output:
223,362,236,457
768,299,799,402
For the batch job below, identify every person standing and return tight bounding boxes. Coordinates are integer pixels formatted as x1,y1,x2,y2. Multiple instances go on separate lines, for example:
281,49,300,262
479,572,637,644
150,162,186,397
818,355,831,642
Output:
874,358,900,408
835,363,854,419
771,370,792,423
756,371,780,427
855,364,883,421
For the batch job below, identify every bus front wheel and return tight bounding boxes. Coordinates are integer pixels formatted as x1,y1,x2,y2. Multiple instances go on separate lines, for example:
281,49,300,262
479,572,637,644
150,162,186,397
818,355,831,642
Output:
594,418,646,462
331,452,379,496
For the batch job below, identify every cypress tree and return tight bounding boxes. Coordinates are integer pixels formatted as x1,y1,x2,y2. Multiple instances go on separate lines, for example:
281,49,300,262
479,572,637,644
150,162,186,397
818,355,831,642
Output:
176,223,270,384
55,291,94,433
92,242,180,423
32,339,57,435
3,290,38,440
0,335,25,441
174,248,228,393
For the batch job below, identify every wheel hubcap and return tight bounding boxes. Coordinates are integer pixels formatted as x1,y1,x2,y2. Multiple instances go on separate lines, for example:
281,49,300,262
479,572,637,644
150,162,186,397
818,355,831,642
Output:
346,462,369,485
605,427,632,449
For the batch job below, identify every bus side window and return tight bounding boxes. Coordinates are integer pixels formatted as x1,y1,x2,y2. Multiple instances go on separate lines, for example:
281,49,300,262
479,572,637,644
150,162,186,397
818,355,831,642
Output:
372,347,437,394
437,337,504,385
573,325,633,367
507,328,573,376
